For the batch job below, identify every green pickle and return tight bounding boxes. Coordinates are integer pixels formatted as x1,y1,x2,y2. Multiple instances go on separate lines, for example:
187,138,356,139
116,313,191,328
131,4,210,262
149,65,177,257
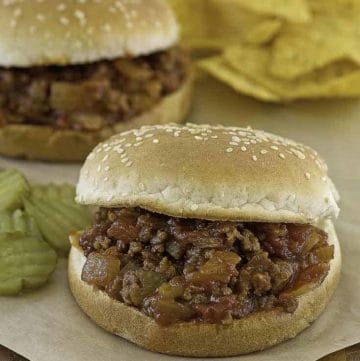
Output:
25,184,92,255
0,169,30,212
31,184,76,202
0,209,42,239
0,232,57,295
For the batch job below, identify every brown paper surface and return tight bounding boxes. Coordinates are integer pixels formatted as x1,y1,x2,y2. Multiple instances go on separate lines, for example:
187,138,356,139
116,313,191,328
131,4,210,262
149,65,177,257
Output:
0,78,359,361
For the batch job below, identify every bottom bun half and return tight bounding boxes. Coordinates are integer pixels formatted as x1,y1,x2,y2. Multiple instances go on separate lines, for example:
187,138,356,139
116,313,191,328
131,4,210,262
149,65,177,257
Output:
0,75,193,162
68,220,341,357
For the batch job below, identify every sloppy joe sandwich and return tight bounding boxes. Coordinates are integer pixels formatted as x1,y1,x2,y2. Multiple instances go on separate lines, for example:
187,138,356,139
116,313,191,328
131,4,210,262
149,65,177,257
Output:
69,124,341,357
0,0,191,161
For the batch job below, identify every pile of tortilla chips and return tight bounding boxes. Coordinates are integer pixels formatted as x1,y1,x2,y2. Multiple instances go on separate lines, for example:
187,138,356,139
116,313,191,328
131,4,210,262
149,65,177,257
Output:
167,0,360,102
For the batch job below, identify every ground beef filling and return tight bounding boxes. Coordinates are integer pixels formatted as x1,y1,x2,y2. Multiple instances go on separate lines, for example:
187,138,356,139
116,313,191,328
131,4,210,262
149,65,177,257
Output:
80,208,334,326
0,47,189,131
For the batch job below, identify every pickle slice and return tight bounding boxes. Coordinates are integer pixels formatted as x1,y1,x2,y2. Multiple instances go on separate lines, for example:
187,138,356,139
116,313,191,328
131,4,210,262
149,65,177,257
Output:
25,198,92,256
0,232,57,295
31,183,92,226
0,169,30,212
0,209,42,239
31,184,76,203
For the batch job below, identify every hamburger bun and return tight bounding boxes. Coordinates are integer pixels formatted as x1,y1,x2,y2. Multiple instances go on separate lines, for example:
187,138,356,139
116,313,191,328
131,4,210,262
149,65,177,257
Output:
77,124,339,222
0,0,178,67
69,219,341,357
0,77,192,162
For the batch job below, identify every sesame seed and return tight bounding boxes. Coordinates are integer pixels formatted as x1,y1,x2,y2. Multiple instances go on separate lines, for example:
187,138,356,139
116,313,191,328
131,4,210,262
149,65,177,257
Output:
291,149,306,160
103,23,111,32
102,155,109,162
241,146,247,152
121,158,129,163
74,10,85,19
226,148,233,153
260,149,268,154
279,153,286,159
104,177,109,182
191,204,199,211
60,17,69,25
104,166,110,171
194,136,203,140
211,135,218,139
153,139,159,144
232,136,241,142
13,8,21,17
57,3,66,11
229,142,238,146
126,161,133,167
252,155,258,161
97,165,101,172
271,146,279,150
305,172,311,180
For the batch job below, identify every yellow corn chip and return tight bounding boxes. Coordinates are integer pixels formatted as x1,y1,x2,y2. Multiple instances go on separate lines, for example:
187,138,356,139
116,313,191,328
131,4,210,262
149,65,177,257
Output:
224,46,360,100
167,0,282,49
199,57,281,102
166,0,209,48
245,19,282,45
270,1,360,79
234,0,311,22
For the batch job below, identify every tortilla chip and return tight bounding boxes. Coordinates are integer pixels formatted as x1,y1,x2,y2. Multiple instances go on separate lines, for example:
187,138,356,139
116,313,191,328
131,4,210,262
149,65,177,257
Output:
167,0,283,49
245,19,283,45
269,1,360,79
224,46,360,100
199,57,281,102
234,0,311,23
166,0,209,47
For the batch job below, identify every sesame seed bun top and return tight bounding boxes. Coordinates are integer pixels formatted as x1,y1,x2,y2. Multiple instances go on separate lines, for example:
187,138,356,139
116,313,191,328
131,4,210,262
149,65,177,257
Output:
76,123,340,223
0,0,178,67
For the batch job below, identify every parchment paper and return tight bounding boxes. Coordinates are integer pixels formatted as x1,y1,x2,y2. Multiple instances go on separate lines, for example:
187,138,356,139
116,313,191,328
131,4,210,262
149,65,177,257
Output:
0,78,359,361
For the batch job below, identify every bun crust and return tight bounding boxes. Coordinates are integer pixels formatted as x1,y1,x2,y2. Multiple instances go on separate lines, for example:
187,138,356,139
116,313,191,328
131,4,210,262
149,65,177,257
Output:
0,76,192,162
77,124,339,222
0,0,178,67
68,220,341,357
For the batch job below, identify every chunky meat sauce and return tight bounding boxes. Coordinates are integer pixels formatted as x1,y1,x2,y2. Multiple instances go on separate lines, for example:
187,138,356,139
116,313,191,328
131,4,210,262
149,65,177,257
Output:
0,48,189,131
80,208,334,326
